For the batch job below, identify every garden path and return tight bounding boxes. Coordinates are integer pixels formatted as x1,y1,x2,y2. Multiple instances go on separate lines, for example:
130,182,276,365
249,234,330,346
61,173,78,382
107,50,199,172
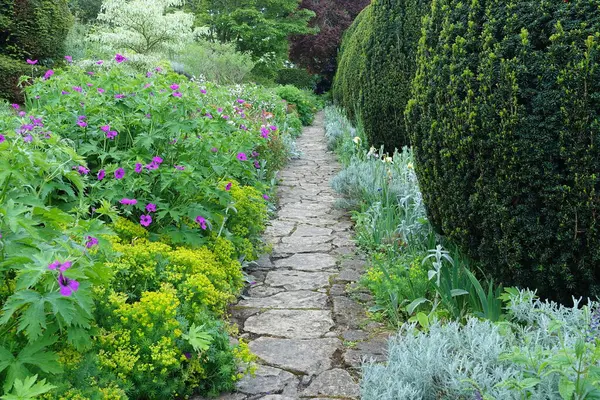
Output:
207,112,389,400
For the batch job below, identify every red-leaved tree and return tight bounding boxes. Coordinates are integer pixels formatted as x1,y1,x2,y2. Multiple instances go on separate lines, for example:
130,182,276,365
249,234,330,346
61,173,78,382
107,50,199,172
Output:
290,0,369,92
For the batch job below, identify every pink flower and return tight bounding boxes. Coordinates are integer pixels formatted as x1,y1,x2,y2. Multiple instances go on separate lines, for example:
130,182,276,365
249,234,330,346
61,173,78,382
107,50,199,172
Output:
106,130,118,139
97,169,105,181
96,60,104,65
237,152,248,161
225,182,232,191
100,125,110,132
115,53,126,63
0,134,5,143
195,216,207,230
174,165,185,171
140,214,152,227
170,84,179,90
73,86,82,92
211,147,218,153
263,194,270,200
120,198,137,205
97,88,105,94
11,104,19,110
114,94,125,99
65,55,73,63
85,236,98,248
77,121,87,128
47,260,61,270
270,125,278,131
58,272,79,297
135,163,143,173
172,91,182,98
260,126,270,138
26,59,37,65
200,89,207,94
152,156,163,164
237,98,245,104
43,70,54,80
146,203,157,212
114,168,125,179
217,107,223,113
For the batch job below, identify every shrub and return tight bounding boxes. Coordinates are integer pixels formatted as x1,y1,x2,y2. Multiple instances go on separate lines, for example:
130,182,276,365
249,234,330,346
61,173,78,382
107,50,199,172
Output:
0,54,28,102
406,0,600,301
275,68,315,90
173,40,255,84
275,85,317,126
361,289,600,399
333,0,429,151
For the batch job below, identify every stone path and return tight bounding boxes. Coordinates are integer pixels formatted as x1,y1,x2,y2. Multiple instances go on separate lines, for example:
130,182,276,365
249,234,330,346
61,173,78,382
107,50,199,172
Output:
201,112,388,400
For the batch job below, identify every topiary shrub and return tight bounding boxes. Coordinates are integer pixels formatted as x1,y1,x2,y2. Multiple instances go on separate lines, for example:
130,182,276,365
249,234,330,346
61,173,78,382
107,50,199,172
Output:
406,0,600,301
333,0,429,151
275,85,317,126
0,0,72,101
275,67,315,90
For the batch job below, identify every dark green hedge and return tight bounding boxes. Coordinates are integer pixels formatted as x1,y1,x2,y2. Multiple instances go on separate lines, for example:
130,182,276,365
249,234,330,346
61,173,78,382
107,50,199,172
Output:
406,0,600,301
0,54,27,102
275,68,315,90
0,0,72,101
333,0,429,151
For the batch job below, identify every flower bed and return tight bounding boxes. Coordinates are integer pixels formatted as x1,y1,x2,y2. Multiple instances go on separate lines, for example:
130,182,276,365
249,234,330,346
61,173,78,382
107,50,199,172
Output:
0,56,305,399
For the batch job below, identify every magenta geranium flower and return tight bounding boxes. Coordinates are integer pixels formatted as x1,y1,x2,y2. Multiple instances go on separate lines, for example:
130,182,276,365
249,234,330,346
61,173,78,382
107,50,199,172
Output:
135,163,143,173
173,92,182,98
270,125,278,131
263,194,270,200
140,214,152,227
76,165,90,175
237,152,248,161
174,165,185,171
77,121,87,128
23,134,33,143
43,70,54,80
97,169,105,181
0,135,5,143
195,216,207,230
115,54,126,63
152,156,163,164
217,107,223,113
73,86,82,93
47,260,61,270
211,147,218,153
237,99,245,104
119,198,137,205
222,115,229,120
96,60,104,65
100,125,110,132
225,182,232,191
260,126,270,138
10,103,18,110
254,161,260,169
97,88,105,94
200,89,207,94
85,236,98,249
170,84,179,90
114,168,125,179
57,272,79,297
205,113,213,119
146,203,157,212
65,55,73,63
26,59,37,65
18,111,26,117
114,94,125,99
60,261,72,272
106,130,118,140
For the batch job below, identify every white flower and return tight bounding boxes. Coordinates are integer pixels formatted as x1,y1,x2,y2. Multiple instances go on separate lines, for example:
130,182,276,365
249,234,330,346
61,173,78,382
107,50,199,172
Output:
367,146,377,157
407,162,414,169
352,136,361,144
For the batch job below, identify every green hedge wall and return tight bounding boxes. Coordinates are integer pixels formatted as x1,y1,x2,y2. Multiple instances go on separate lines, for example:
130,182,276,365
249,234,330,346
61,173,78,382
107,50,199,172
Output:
275,68,315,90
0,0,72,101
406,0,600,301
333,0,429,151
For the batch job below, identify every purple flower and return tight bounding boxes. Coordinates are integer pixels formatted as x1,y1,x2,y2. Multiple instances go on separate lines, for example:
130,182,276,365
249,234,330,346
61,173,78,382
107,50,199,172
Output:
174,165,185,171
146,72,153,78
26,59,37,65
155,67,162,72
87,71,94,76
120,198,137,205
200,89,207,94
145,113,151,118
146,203,157,212
86,83,93,87
144,83,151,89
114,94,125,99
260,127,270,138
205,113,213,119
64,55,73,63
172,91,182,98
152,156,163,165
237,98,245,104
211,147,218,153
217,107,223,113
170,84,179,90
85,236,99,249
140,214,152,227
114,168,125,179
115,53,126,63
77,121,88,128
43,70,54,80
73,86,82,93
0,135,5,143
97,169,105,181
100,125,110,132
58,272,79,297
96,60,104,65
76,165,90,175
18,111,26,117
225,182,232,191
252,151,259,158
11,103,19,110
222,115,229,120
48,260,61,270
146,162,159,170
263,194,270,200
106,130,118,140
135,163,143,173
237,152,248,161
62,90,70,95
254,161,260,169
97,88,105,94
59,261,72,272
270,125,278,131
23,134,33,143
240,124,248,130
195,216,207,230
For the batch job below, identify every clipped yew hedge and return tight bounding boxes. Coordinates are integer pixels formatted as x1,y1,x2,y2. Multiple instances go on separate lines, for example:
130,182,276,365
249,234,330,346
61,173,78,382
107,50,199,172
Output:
333,0,429,151
406,0,600,301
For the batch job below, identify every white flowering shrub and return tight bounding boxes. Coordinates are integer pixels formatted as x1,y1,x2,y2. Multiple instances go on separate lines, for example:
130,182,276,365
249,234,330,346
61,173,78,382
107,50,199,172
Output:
91,0,195,60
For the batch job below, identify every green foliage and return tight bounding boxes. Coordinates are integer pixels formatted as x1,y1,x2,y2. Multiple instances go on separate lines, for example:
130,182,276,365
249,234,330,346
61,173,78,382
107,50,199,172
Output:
0,55,28,102
68,0,102,23
333,0,430,151
275,68,315,90
406,0,600,301
275,85,317,126
362,289,600,399
0,375,55,400
173,40,255,84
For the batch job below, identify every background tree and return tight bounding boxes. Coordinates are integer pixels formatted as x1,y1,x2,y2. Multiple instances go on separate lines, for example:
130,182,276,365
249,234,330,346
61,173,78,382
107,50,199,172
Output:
289,0,369,92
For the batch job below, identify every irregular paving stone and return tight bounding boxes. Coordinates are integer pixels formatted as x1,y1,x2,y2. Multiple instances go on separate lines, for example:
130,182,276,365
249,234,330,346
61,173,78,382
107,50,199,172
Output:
302,369,360,398
250,254,273,270
329,284,347,297
244,310,333,339
236,365,298,395
246,285,285,298
291,224,334,237
343,336,388,367
332,296,365,329
257,396,296,400
237,291,328,309
274,253,337,271
249,337,341,375
342,330,369,342
191,394,246,400
264,220,296,237
272,240,333,256
265,270,332,291
335,267,362,283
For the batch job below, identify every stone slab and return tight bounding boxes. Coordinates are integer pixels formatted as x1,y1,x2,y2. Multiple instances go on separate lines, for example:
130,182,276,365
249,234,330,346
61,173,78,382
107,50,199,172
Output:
265,270,332,291
302,369,360,398
244,310,333,339
274,253,337,272
237,291,328,309
249,337,341,375
236,365,298,395
291,225,334,237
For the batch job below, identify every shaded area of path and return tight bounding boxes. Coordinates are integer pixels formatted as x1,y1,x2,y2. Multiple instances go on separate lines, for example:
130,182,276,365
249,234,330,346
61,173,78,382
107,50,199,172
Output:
204,112,389,400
